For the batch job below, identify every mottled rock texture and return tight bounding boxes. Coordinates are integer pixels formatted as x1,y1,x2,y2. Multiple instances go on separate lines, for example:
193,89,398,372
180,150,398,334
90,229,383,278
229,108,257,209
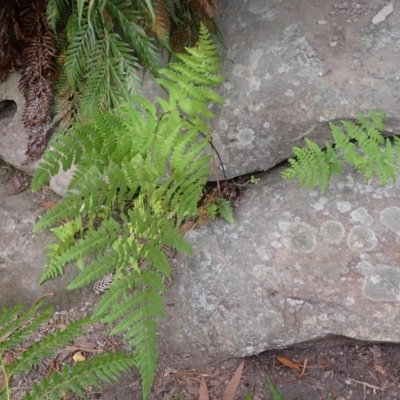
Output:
143,0,400,180
160,165,400,365
2,1,400,188
0,180,97,311
1,0,400,364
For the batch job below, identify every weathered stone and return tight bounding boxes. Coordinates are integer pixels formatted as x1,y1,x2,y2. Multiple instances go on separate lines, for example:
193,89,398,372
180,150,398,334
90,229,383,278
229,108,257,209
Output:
0,181,98,311
0,73,39,175
159,165,400,365
143,0,400,181
0,74,71,196
207,0,400,179
2,0,400,193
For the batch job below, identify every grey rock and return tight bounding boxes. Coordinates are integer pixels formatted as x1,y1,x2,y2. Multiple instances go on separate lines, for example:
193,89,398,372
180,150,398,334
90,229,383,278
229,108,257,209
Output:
2,0,400,192
0,181,98,311
141,0,400,182
160,165,400,365
0,73,68,196
0,73,39,175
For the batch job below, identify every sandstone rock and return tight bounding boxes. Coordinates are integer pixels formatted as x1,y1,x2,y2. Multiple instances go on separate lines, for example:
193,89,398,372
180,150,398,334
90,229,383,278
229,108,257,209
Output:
0,73,39,175
2,1,400,194
144,0,400,180
160,165,400,365
0,180,98,311
206,0,400,179
0,74,71,196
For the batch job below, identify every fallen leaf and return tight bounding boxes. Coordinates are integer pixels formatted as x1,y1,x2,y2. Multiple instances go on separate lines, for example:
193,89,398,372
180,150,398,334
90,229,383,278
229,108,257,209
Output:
277,356,300,370
72,351,86,362
199,377,209,400
12,175,20,190
51,323,68,330
162,388,176,400
178,220,195,234
320,370,334,381
370,345,381,359
0,374,7,393
40,200,57,209
4,353,13,366
373,363,385,375
171,370,213,378
222,360,245,400
73,338,98,349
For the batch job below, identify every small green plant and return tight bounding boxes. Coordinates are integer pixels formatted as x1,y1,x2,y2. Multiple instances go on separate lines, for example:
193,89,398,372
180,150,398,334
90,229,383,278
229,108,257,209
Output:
0,301,135,400
266,376,287,400
32,25,226,399
283,110,400,193
205,198,234,224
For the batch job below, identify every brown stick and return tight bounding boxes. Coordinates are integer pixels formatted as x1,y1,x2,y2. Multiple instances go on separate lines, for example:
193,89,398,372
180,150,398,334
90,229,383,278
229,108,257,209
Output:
32,292,54,307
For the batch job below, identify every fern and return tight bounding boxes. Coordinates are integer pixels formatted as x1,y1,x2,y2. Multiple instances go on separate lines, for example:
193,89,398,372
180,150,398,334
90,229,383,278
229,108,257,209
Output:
0,301,136,400
266,376,287,400
283,111,400,193
25,352,136,400
32,25,225,399
216,198,235,225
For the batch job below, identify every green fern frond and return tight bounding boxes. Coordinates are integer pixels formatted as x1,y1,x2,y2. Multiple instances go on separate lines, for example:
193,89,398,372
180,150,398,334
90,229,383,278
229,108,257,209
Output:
58,218,120,265
217,198,235,225
266,376,287,400
9,318,89,376
282,138,337,193
105,0,160,73
0,303,53,352
0,301,136,400
24,352,136,400
33,25,225,399
46,0,72,32
283,111,399,193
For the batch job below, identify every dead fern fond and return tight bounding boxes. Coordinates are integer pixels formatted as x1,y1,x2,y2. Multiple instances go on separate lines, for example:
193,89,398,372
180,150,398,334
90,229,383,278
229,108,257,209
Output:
0,0,56,164
18,0,56,163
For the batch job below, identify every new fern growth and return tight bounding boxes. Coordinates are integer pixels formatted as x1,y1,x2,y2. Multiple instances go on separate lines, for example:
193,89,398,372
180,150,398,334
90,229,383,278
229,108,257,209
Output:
283,111,400,193
32,25,225,399
0,301,136,400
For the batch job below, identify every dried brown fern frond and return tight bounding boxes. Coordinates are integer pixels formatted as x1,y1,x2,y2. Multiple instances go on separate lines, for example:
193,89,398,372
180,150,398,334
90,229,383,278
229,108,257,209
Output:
18,0,56,163
197,0,219,19
170,17,194,53
0,1,22,83
170,0,220,52
153,0,170,43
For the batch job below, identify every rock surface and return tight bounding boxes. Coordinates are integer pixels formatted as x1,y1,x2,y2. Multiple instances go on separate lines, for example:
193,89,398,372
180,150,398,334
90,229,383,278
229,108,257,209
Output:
160,164,400,365
1,0,400,367
2,1,400,189
143,0,400,180
0,73,39,175
210,0,400,178
0,177,97,311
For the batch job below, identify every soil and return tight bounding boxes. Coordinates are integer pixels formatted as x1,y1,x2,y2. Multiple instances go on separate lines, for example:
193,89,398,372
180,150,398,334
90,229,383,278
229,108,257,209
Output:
148,341,400,400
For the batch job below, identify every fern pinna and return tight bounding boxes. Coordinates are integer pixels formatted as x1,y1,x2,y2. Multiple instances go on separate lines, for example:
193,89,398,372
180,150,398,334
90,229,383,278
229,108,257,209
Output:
32,25,225,399
0,301,136,400
283,111,400,193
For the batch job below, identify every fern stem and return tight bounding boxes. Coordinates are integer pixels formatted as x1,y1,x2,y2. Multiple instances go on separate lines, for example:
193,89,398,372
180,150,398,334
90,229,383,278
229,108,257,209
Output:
0,351,11,400
32,292,55,307
210,137,221,196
